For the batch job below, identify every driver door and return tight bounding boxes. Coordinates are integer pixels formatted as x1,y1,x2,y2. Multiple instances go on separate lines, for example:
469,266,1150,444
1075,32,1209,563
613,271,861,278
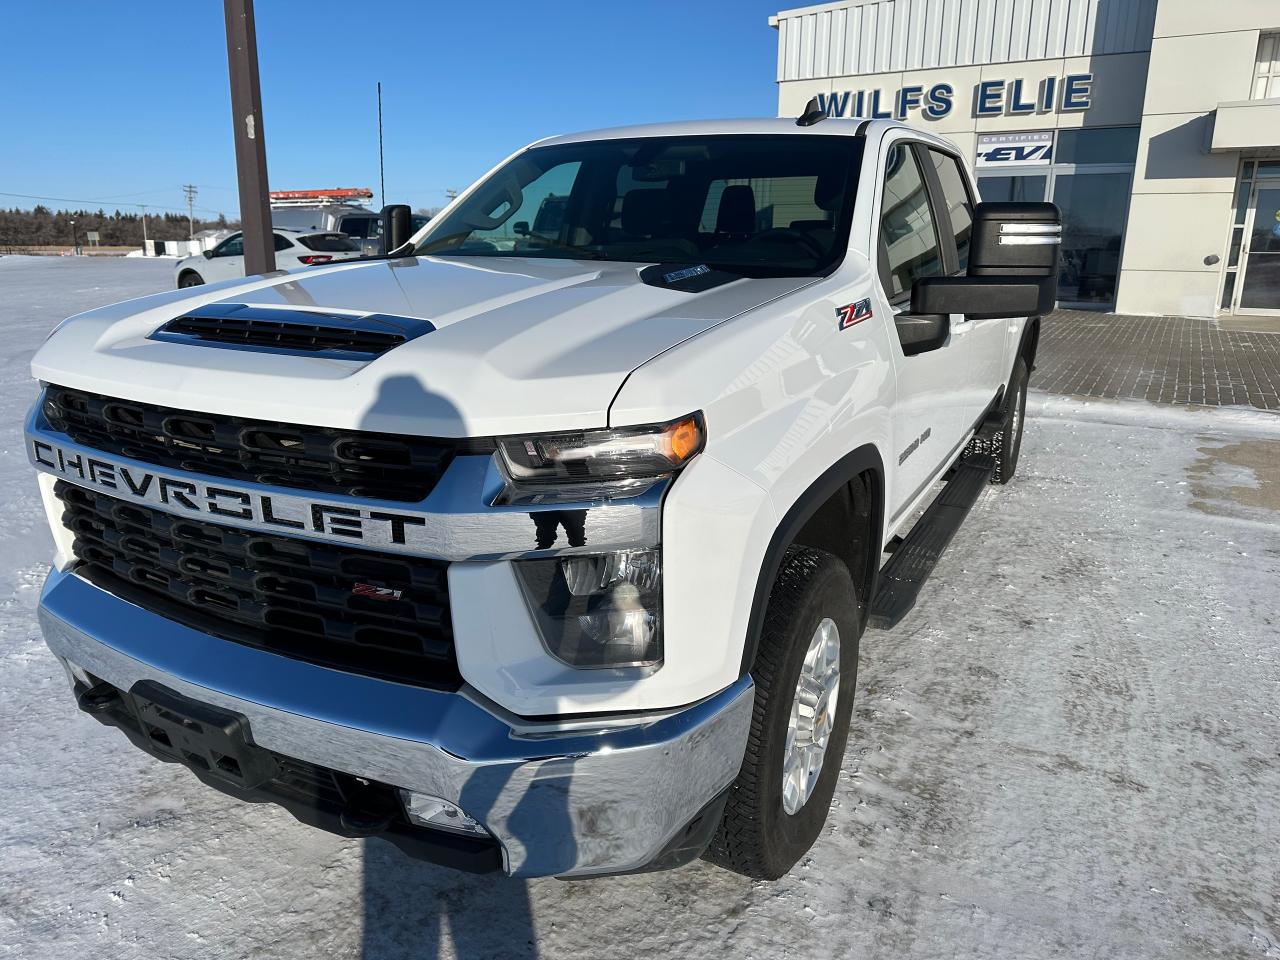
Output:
875,139,975,524
205,233,245,281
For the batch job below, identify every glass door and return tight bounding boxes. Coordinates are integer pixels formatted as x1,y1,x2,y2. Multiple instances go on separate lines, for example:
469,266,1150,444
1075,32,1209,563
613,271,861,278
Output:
1237,184,1280,314
1050,170,1132,306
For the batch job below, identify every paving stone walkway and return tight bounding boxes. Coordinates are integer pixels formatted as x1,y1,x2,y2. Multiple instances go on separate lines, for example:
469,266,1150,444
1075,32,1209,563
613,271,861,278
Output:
1033,309,1280,411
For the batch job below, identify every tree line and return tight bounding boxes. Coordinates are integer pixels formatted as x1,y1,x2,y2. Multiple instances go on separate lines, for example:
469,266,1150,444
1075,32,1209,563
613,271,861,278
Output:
0,206,237,249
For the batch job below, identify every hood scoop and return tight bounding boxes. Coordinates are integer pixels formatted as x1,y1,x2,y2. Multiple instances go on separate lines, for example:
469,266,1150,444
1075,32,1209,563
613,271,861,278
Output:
150,303,435,361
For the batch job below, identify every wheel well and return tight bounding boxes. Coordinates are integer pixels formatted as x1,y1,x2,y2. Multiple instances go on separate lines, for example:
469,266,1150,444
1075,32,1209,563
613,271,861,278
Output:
789,470,878,614
739,445,884,675
178,269,201,282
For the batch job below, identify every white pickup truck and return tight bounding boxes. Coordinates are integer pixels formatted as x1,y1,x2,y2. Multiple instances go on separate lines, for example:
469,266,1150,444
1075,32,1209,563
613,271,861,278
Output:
25,113,1059,880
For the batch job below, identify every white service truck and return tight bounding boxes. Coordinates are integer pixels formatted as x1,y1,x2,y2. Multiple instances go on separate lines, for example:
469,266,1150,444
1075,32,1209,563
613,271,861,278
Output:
25,112,1060,879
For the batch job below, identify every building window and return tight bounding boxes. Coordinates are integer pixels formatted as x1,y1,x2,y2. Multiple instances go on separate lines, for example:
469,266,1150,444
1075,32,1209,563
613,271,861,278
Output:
1255,33,1280,100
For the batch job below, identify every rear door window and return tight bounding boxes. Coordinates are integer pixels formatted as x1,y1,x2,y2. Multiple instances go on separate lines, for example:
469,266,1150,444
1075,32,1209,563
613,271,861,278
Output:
927,150,975,273
272,233,293,252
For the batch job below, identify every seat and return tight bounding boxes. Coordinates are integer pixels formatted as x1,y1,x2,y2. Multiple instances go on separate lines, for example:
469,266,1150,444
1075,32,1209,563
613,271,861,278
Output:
621,189,668,238
715,185,757,239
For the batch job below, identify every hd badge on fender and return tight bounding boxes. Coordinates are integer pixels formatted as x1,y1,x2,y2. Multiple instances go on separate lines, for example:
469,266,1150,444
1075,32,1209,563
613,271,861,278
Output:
836,298,873,330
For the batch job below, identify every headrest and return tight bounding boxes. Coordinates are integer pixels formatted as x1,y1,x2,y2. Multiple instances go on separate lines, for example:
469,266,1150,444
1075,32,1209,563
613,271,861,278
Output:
789,219,833,233
814,170,844,211
716,184,757,234
621,189,667,236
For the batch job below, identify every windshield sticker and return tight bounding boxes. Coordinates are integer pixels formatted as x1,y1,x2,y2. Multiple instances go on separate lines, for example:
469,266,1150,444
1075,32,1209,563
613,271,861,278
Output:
837,299,873,330
663,264,711,284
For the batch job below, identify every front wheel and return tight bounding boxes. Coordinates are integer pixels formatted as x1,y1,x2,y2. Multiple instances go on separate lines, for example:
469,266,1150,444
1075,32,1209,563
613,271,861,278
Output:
177,271,204,288
704,546,861,880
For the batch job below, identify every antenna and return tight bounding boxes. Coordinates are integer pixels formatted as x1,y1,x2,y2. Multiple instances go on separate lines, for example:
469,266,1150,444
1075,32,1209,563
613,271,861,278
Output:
796,96,827,127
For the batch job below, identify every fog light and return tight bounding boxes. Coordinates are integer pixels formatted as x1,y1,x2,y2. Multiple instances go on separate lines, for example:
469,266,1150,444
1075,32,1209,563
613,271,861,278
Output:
399,791,489,836
514,549,661,669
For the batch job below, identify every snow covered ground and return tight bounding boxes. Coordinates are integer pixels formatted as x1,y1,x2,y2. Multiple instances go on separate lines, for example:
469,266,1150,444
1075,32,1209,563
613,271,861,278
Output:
0,256,1277,959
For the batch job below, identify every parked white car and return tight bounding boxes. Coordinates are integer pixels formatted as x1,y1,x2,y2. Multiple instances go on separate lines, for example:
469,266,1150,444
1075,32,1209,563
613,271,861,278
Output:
174,229,363,287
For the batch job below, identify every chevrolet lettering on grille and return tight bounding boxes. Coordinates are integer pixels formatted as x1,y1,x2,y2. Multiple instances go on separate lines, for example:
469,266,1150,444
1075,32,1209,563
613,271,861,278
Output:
29,437,432,552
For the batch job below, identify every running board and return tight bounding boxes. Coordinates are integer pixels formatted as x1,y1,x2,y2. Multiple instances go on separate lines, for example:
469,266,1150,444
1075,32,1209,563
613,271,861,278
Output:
867,453,995,630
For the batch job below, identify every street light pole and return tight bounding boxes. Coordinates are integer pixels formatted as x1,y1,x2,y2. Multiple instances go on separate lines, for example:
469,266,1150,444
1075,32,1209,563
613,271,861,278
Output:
223,0,275,275
69,218,78,255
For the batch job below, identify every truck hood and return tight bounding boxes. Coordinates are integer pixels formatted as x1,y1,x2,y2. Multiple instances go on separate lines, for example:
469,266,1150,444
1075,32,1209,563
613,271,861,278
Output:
33,256,811,436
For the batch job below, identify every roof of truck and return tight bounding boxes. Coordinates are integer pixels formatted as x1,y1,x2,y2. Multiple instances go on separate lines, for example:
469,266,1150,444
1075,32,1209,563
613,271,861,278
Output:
536,116,890,146
536,117,958,158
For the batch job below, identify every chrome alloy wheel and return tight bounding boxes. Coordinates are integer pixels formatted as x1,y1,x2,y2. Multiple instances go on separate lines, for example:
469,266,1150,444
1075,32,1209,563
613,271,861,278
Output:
781,617,841,815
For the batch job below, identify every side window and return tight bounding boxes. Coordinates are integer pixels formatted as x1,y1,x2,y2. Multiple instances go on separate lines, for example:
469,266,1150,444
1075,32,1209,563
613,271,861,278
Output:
928,150,974,273
212,234,243,257
879,144,944,299
272,233,292,252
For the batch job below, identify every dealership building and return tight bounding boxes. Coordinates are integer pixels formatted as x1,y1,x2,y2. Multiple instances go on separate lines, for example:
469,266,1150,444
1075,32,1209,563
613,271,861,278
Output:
771,0,1280,318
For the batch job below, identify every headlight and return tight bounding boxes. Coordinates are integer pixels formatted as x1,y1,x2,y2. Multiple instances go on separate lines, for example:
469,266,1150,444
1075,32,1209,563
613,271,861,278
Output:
495,414,704,504
514,548,662,669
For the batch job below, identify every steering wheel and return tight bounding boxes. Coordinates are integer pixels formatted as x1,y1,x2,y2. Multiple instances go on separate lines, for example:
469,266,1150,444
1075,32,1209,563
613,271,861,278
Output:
751,228,826,258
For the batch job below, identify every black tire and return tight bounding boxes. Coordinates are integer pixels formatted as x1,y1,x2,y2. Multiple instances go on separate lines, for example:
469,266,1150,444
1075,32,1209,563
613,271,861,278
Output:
178,271,204,288
965,356,1029,484
704,546,861,880
991,356,1028,484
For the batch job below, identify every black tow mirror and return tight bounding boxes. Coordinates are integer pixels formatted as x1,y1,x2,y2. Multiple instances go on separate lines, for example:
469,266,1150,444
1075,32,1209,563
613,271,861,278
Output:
912,275,1057,321
969,201,1061,281
897,201,1061,356
380,204,413,256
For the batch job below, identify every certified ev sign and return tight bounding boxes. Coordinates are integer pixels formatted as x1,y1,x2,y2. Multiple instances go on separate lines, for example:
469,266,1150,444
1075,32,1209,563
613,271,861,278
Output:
976,132,1055,167
814,72,1093,122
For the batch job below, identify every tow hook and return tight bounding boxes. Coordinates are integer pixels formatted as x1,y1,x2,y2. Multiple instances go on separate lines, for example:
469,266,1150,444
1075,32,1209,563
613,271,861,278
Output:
76,681,122,715
339,806,395,837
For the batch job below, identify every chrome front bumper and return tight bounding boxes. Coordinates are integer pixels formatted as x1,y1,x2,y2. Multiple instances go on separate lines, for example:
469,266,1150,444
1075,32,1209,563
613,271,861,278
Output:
38,568,752,878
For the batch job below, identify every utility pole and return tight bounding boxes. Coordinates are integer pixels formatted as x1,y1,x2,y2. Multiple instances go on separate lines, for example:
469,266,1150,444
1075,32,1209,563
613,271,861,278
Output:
445,188,459,203
183,184,198,239
139,203,149,253
377,81,386,209
223,0,275,275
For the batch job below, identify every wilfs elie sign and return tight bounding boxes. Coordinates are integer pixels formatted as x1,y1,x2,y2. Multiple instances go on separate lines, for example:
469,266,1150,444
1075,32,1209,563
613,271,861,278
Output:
814,73,1093,121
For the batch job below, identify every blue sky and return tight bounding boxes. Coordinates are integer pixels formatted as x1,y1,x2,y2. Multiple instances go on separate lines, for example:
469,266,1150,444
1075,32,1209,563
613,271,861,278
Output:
2,1,785,219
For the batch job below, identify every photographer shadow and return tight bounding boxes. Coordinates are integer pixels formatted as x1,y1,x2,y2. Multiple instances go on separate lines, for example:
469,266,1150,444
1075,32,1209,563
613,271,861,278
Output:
356,372,581,959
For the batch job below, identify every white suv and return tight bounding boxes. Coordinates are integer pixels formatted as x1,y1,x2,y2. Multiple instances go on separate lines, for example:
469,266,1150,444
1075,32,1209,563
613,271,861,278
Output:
175,228,362,287
27,114,1059,880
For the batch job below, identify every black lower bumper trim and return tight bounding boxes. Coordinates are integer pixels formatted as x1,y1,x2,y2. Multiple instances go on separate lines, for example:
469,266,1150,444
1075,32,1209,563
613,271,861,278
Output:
74,675,502,874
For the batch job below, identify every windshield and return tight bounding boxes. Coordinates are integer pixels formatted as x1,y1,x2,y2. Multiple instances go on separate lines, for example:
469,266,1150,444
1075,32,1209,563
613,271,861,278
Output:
415,134,863,278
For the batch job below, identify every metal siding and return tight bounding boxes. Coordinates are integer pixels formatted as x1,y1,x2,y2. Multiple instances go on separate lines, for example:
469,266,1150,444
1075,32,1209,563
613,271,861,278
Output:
830,6,847,75
815,9,831,76
774,0,1156,79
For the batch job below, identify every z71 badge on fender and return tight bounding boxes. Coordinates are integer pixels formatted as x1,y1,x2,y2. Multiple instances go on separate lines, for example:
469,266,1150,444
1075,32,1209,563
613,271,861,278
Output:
836,298,873,330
